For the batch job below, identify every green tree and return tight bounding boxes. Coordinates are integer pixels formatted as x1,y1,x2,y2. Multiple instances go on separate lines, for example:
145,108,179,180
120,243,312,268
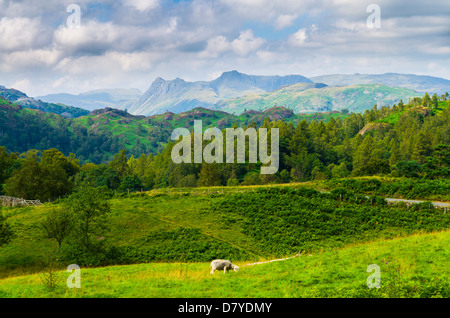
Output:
393,161,421,178
65,186,111,249
119,175,143,191
41,148,79,177
177,174,197,188
75,164,120,190
197,163,222,187
412,131,433,163
279,169,290,183
0,207,14,247
108,149,130,178
331,162,350,178
4,150,73,201
0,147,17,192
431,94,439,110
422,92,431,107
41,207,72,250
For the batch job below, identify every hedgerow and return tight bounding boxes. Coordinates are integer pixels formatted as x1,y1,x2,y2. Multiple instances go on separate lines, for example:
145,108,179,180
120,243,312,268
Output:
210,187,450,256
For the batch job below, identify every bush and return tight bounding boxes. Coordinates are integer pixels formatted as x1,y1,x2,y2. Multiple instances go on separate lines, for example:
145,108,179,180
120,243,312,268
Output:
210,188,450,256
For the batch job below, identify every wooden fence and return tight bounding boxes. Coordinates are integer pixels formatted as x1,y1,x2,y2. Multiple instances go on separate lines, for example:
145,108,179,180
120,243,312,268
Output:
0,196,42,207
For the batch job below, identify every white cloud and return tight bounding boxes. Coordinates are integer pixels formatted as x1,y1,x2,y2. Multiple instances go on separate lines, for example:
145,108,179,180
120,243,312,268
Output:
275,14,298,29
0,49,62,72
122,0,159,12
53,20,124,54
0,17,47,52
199,30,265,58
1,0,450,96
11,78,31,93
199,35,231,58
289,28,308,47
231,30,265,56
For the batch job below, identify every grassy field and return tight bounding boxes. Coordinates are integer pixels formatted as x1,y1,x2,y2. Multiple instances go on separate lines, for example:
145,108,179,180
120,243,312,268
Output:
0,230,448,298
0,180,449,298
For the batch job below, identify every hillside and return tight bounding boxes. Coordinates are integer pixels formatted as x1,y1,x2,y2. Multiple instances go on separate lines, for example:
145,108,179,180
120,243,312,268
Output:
1,230,448,298
214,83,421,114
0,86,89,118
0,101,349,164
0,185,449,297
311,73,450,95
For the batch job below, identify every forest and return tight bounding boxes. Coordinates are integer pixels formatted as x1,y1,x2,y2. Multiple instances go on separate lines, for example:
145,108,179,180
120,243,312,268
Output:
0,93,448,202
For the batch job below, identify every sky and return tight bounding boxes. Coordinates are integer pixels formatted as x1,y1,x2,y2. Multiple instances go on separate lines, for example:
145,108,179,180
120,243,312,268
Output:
0,0,449,97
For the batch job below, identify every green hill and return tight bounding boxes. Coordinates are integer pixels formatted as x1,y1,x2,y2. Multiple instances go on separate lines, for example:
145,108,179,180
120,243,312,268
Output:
0,102,350,164
1,230,448,298
0,185,448,298
215,83,421,114
0,86,89,118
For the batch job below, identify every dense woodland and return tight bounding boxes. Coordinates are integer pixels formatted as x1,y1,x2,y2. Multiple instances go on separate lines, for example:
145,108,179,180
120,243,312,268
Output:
0,93,449,202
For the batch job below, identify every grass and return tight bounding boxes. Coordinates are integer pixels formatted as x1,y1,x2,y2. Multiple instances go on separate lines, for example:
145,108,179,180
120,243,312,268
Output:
0,230,448,298
1,180,449,298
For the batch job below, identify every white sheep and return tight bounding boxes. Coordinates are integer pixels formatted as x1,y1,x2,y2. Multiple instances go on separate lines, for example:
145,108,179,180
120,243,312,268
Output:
210,259,239,274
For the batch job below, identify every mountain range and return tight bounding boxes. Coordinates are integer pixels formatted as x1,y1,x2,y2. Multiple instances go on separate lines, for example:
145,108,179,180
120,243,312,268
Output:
12,71,450,117
310,73,450,94
129,71,313,116
36,88,142,112
213,83,420,114
0,85,89,118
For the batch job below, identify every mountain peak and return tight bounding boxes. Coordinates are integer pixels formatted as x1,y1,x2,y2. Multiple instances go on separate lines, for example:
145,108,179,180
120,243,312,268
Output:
222,70,241,75
216,70,245,80
154,77,166,83
132,71,314,116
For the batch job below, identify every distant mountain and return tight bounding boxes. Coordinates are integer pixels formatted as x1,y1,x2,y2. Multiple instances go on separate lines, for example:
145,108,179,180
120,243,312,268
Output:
310,73,450,95
24,72,450,117
0,85,89,118
129,70,313,116
37,88,143,112
214,83,421,114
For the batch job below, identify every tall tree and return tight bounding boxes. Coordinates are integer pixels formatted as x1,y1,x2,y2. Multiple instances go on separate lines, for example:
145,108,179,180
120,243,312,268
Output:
65,186,111,249
108,149,130,178
41,207,72,250
197,163,222,187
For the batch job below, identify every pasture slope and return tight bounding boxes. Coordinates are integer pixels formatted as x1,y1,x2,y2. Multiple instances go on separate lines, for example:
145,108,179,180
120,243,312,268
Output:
0,230,448,298
0,179,449,298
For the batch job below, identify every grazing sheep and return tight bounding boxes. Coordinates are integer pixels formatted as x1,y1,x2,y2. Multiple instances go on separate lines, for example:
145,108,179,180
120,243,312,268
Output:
210,259,239,274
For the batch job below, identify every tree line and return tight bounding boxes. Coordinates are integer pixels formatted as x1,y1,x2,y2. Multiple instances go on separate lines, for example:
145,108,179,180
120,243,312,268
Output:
0,95,449,202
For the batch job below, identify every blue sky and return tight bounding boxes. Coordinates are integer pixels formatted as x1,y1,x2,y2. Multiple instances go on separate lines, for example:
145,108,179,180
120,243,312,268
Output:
0,0,449,96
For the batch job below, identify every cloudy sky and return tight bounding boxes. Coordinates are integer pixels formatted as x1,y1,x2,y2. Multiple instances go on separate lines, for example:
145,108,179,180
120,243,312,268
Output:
1,0,449,97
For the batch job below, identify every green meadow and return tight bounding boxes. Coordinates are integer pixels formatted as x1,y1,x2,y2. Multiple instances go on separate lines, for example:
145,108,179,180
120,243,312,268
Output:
0,182,449,298
0,230,448,298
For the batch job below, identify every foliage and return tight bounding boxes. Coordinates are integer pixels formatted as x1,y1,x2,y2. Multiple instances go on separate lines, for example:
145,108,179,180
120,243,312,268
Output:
4,150,74,201
325,178,450,200
209,187,450,256
0,95,448,201
0,207,13,247
40,207,72,249
64,186,111,250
